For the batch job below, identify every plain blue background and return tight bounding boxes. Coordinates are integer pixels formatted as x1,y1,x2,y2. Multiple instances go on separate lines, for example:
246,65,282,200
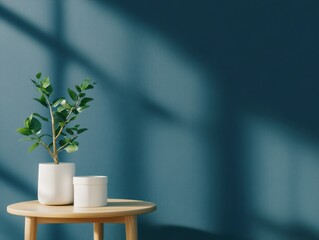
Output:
1,1,319,239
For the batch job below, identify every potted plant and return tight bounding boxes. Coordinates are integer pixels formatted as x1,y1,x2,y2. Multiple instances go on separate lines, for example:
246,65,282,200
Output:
17,72,95,205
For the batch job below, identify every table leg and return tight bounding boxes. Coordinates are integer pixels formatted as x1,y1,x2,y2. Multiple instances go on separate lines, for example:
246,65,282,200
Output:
93,222,104,240
125,216,137,240
25,217,37,240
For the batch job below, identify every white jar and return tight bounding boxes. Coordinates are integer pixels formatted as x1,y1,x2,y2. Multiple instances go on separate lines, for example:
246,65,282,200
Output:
73,176,107,207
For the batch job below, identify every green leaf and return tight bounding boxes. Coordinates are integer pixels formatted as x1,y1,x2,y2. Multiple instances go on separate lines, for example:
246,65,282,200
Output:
28,143,39,153
79,92,86,98
31,79,40,87
32,113,48,121
77,105,89,113
16,128,32,136
80,79,90,90
57,105,66,113
75,85,82,93
41,77,50,88
59,138,69,146
36,72,42,79
44,85,53,95
80,79,95,90
68,116,77,123
29,117,42,134
65,143,78,153
77,128,88,134
24,117,31,128
85,84,94,90
53,98,64,107
66,128,74,135
54,112,66,122
80,97,93,107
58,110,68,119
33,95,48,108
68,88,78,101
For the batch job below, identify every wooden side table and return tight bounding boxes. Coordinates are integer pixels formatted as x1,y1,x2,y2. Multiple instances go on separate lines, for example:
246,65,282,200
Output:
7,198,156,240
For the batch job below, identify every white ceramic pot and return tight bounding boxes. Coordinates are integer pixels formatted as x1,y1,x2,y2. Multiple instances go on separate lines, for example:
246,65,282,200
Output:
38,163,75,205
73,176,107,207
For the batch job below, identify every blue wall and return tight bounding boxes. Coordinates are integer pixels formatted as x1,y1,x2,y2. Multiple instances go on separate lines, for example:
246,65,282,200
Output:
1,0,319,239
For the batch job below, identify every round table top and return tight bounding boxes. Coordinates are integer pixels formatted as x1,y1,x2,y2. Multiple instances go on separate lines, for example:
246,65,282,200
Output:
7,199,156,219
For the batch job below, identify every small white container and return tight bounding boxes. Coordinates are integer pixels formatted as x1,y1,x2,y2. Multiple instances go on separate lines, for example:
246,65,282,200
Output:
73,176,107,207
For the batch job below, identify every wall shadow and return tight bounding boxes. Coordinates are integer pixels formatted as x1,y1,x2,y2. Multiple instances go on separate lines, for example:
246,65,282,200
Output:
0,3,115,91
91,0,319,238
140,224,246,240
0,162,35,240
0,218,21,239
0,163,35,197
94,0,319,139
255,217,319,240
0,4,177,123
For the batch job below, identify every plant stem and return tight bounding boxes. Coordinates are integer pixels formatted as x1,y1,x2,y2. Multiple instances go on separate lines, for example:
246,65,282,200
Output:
32,135,54,157
43,95,59,164
38,141,54,159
